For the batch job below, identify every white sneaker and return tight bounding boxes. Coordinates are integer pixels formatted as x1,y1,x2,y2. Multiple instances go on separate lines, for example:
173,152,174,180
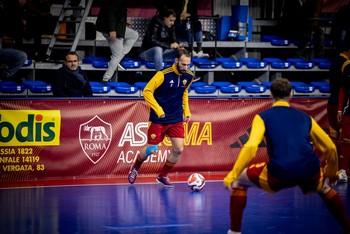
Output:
192,51,199,57
227,230,241,234
197,51,209,58
338,169,348,183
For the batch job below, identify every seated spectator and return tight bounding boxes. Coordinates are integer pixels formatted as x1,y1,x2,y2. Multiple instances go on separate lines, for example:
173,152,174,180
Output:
139,8,184,71
0,37,27,82
174,0,209,58
154,0,209,58
51,51,92,97
1,0,56,60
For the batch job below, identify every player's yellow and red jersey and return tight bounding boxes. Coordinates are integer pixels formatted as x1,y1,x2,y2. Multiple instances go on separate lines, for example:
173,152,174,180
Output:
143,63,193,124
225,100,338,184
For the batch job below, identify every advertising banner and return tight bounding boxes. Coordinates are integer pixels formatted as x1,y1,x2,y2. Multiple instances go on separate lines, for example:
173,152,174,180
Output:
0,98,328,182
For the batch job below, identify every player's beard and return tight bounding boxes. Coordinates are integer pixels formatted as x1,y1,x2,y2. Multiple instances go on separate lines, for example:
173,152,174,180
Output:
177,64,186,74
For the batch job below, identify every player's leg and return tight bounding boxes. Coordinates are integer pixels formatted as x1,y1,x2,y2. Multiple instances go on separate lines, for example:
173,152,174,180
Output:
155,137,183,188
302,166,350,233
156,123,185,187
128,143,159,184
128,123,164,184
339,115,350,183
228,164,265,234
318,179,350,233
326,104,341,152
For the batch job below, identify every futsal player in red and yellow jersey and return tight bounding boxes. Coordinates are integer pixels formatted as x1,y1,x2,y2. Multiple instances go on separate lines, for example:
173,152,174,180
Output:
327,47,350,183
224,78,350,234
128,48,194,188
337,51,350,183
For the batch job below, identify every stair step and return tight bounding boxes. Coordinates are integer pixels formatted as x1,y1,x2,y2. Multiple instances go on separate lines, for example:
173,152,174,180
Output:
63,6,85,10
54,33,76,37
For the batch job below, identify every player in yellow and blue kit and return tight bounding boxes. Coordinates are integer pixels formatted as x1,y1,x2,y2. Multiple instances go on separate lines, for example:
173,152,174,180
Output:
224,78,350,234
128,48,193,187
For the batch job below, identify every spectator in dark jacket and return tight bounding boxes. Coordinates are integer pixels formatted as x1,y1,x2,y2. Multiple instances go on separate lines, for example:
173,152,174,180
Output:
95,0,139,83
138,8,184,71
52,51,93,97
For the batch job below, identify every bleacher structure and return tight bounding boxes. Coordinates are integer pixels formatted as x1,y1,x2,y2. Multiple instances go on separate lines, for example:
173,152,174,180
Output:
0,0,335,98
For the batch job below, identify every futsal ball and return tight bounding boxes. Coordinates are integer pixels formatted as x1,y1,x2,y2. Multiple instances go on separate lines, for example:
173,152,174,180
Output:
187,173,205,192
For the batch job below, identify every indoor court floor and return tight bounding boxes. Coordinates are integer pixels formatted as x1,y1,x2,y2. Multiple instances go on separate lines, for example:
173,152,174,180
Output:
1,175,350,234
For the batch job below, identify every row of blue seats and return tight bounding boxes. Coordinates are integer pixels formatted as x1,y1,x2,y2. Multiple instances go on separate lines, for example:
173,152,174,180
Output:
0,80,330,97
83,56,331,70
0,81,140,97
261,35,333,47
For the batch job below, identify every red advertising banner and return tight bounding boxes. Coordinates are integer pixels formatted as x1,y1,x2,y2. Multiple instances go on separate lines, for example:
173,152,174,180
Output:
0,98,328,182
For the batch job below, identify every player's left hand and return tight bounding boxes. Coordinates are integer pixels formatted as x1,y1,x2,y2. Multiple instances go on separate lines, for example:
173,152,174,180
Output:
223,176,233,190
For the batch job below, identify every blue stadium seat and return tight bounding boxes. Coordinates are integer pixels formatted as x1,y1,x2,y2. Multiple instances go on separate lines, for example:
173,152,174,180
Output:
190,81,208,88
238,58,267,68
134,82,147,90
143,61,167,69
286,58,314,69
311,58,331,69
108,82,139,95
89,81,111,94
0,81,26,94
121,57,142,68
291,81,315,93
22,81,52,94
83,56,108,64
211,81,235,88
192,58,219,68
193,85,217,94
220,85,242,94
311,81,330,93
237,81,267,93
262,58,291,69
216,58,242,69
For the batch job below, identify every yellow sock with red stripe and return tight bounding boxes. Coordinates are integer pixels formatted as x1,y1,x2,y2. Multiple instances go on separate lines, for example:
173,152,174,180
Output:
320,188,350,233
230,188,247,232
159,161,175,177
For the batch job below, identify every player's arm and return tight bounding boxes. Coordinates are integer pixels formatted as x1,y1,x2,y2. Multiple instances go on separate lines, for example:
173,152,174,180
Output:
224,115,265,188
309,117,338,178
182,79,193,119
143,72,165,117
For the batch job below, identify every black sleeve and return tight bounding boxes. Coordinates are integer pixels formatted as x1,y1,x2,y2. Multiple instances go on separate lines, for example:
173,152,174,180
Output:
51,69,67,97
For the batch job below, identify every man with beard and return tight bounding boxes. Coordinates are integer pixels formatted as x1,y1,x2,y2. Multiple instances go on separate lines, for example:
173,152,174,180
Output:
128,49,193,188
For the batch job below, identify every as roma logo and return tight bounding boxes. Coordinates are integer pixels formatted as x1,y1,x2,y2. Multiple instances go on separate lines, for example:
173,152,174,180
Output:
79,115,112,164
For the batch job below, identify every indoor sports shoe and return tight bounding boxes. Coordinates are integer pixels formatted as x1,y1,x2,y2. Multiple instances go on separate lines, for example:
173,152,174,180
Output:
197,51,209,58
192,51,198,57
227,230,241,234
338,169,348,183
156,175,174,188
128,165,138,184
